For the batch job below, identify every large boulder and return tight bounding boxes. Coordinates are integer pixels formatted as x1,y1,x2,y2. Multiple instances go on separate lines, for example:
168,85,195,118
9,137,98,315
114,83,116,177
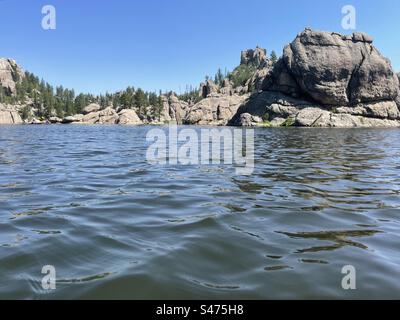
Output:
185,94,248,125
0,58,24,96
295,107,400,128
82,111,100,124
83,103,101,114
336,101,400,120
0,105,23,124
79,106,119,124
117,109,142,125
237,113,263,127
97,107,118,124
49,116,62,124
62,114,84,123
265,29,399,106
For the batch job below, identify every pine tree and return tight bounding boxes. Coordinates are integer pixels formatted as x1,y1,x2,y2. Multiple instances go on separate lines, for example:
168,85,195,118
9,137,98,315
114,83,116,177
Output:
270,50,278,64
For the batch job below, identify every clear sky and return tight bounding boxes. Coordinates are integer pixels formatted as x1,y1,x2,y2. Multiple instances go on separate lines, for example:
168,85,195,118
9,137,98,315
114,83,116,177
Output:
1,0,399,95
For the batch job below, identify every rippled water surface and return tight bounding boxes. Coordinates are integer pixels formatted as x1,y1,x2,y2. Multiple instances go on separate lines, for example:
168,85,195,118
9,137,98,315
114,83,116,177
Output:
0,125,400,299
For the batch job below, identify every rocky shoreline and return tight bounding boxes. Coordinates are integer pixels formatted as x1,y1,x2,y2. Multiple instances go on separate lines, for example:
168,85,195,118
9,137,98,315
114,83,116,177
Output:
1,28,400,127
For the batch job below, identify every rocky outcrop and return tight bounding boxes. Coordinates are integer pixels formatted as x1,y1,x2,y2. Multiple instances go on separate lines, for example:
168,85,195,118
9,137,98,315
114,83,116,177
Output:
294,107,400,128
83,103,101,114
264,29,399,106
61,105,142,125
49,116,62,124
80,106,119,124
185,94,249,125
246,67,271,92
160,96,172,122
167,93,189,124
1,29,398,128
241,47,268,67
230,91,315,125
336,101,400,120
117,109,142,125
199,80,220,98
62,114,84,124
0,105,23,124
397,73,400,108
232,29,400,127
238,113,263,127
97,107,119,124
231,91,400,128
0,58,24,96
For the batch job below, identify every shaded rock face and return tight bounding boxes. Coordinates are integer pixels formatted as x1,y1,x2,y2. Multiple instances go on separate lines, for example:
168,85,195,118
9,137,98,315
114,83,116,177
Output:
230,91,400,128
237,113,263,127
230,91,315,125
0,58,24,96
185,94,248,125
267,29,399,106
246,67,271,92
0,105,23,124
262,59,300,97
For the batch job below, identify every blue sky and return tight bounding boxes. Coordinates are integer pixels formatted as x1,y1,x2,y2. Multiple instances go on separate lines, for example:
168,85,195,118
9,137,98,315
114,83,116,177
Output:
1,0,399,95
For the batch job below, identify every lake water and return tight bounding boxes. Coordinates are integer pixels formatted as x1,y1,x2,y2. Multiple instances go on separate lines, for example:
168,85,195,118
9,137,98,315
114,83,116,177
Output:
0,125,400,299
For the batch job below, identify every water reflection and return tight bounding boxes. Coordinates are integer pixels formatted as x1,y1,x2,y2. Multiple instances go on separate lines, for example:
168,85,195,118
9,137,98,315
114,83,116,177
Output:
277,229,383,253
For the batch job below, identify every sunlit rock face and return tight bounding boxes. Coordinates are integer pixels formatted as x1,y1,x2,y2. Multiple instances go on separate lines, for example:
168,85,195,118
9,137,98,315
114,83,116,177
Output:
0,58,24,96
265,29,399,106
